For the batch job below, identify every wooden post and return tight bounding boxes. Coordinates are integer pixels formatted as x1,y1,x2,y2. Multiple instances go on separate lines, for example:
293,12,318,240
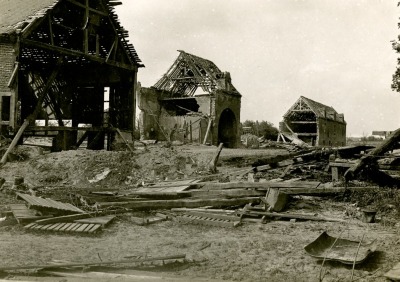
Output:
115,127,134,153
189,120,192,143
208,143,223,173
203,118,212,145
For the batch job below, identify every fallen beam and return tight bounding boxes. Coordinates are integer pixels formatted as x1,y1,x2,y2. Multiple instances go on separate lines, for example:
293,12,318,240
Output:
274,185,379,196
345,128,400,181
97,197,260,209
0,254,186,271
200,181,321,190
130,189,265,199
239,210,345,222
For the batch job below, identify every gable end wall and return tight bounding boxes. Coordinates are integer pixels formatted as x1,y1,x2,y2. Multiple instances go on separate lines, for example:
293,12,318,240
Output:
0,42,15,91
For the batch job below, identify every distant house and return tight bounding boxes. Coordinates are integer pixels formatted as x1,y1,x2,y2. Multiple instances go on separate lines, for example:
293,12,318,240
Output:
280,96,346,146
0,0,143,150
372,131,393,139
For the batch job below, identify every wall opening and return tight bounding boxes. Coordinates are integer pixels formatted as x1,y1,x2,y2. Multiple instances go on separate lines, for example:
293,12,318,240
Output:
1,96,11,122
218,108,236,148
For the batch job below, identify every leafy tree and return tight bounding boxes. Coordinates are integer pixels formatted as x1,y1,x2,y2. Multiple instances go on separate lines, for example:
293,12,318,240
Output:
392,10,400,91
240,120,279,140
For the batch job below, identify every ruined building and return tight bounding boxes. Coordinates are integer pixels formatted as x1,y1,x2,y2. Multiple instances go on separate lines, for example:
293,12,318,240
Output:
138,50,241,148
280,96,346,146
0,0,142,151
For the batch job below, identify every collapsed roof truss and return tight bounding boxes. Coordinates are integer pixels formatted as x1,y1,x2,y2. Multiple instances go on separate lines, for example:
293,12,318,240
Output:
153,50,225,97
16,0,142,70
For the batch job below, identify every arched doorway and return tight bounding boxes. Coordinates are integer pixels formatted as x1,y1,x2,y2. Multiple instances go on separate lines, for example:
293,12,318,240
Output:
218,108,237,148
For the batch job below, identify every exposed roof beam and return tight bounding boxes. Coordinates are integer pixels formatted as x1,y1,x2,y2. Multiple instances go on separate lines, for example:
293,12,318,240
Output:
296,133,318,136
21,38,138,71
290,110,314,112
66,0,109,16
290,121,317,124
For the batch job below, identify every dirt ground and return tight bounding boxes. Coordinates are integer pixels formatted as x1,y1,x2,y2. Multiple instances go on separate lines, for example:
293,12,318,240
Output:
0,142,400,281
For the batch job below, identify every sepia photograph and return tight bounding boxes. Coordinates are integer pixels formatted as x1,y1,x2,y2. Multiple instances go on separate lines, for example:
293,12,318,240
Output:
0,0,400,281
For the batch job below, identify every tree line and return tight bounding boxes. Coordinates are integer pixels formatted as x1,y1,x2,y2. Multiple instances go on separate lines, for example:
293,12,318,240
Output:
240,120,279,140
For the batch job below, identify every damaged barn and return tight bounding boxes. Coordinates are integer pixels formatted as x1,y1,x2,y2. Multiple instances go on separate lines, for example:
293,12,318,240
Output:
0,0,143,155
137,50,241,148
279,96,346,146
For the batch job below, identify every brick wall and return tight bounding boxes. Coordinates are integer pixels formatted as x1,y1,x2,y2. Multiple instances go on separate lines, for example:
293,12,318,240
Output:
0,42,15,91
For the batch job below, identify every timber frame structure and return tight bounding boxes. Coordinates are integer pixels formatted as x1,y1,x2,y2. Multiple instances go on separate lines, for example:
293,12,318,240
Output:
138,50,241,148
0,0,143,152
280,96,346,146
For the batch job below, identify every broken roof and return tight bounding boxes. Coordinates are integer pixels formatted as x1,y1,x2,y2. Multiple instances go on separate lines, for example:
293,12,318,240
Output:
0,0,59,34
153,50,240,97
0,0,142,65
284,96,345,123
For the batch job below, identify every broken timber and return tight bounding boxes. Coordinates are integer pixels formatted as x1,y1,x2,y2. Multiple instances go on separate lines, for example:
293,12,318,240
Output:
17,193,84,214
9,204,52,224
0,254,186,271
199,181,321,190
345,128,400,181
97,197,260,210
238,209,345,222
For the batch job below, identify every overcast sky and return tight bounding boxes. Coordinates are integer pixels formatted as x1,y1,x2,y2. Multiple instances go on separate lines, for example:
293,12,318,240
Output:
115,0,400,137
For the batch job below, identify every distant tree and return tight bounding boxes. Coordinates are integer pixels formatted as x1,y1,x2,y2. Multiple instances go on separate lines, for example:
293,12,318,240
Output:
240,120,279,140
392,7,400,91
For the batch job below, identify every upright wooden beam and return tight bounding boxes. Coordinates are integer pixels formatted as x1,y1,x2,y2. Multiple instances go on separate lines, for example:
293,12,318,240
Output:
84,0,89,54
202,118,212,145
48,14,54,45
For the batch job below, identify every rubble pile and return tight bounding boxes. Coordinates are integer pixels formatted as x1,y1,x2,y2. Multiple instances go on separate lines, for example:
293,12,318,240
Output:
0,138,400,280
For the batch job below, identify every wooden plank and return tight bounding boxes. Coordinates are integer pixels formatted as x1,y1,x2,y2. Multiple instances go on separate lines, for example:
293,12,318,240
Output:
134,179,200,193
25,223,38,230
97,197,260,210
239,210,345,222
42,271,219,281
53,223,68,231
82,223,95,232
177,210,239,221
70,224,84,232
59,223,72,231
331,167,339,181
65,223,79,232
200,181,321,190
277,186,379,196
47,223,64,231
0,255,187,271
73,215,115,226
177,215,236,228
43,224,58,230
33,224,50,230
190,189,265,198
87,224,102,233
75,223,89,233
23,222,37,229
35,213,93,225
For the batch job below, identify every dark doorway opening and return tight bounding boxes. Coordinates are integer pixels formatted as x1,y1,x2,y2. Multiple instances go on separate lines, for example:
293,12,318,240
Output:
218,108,237,148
